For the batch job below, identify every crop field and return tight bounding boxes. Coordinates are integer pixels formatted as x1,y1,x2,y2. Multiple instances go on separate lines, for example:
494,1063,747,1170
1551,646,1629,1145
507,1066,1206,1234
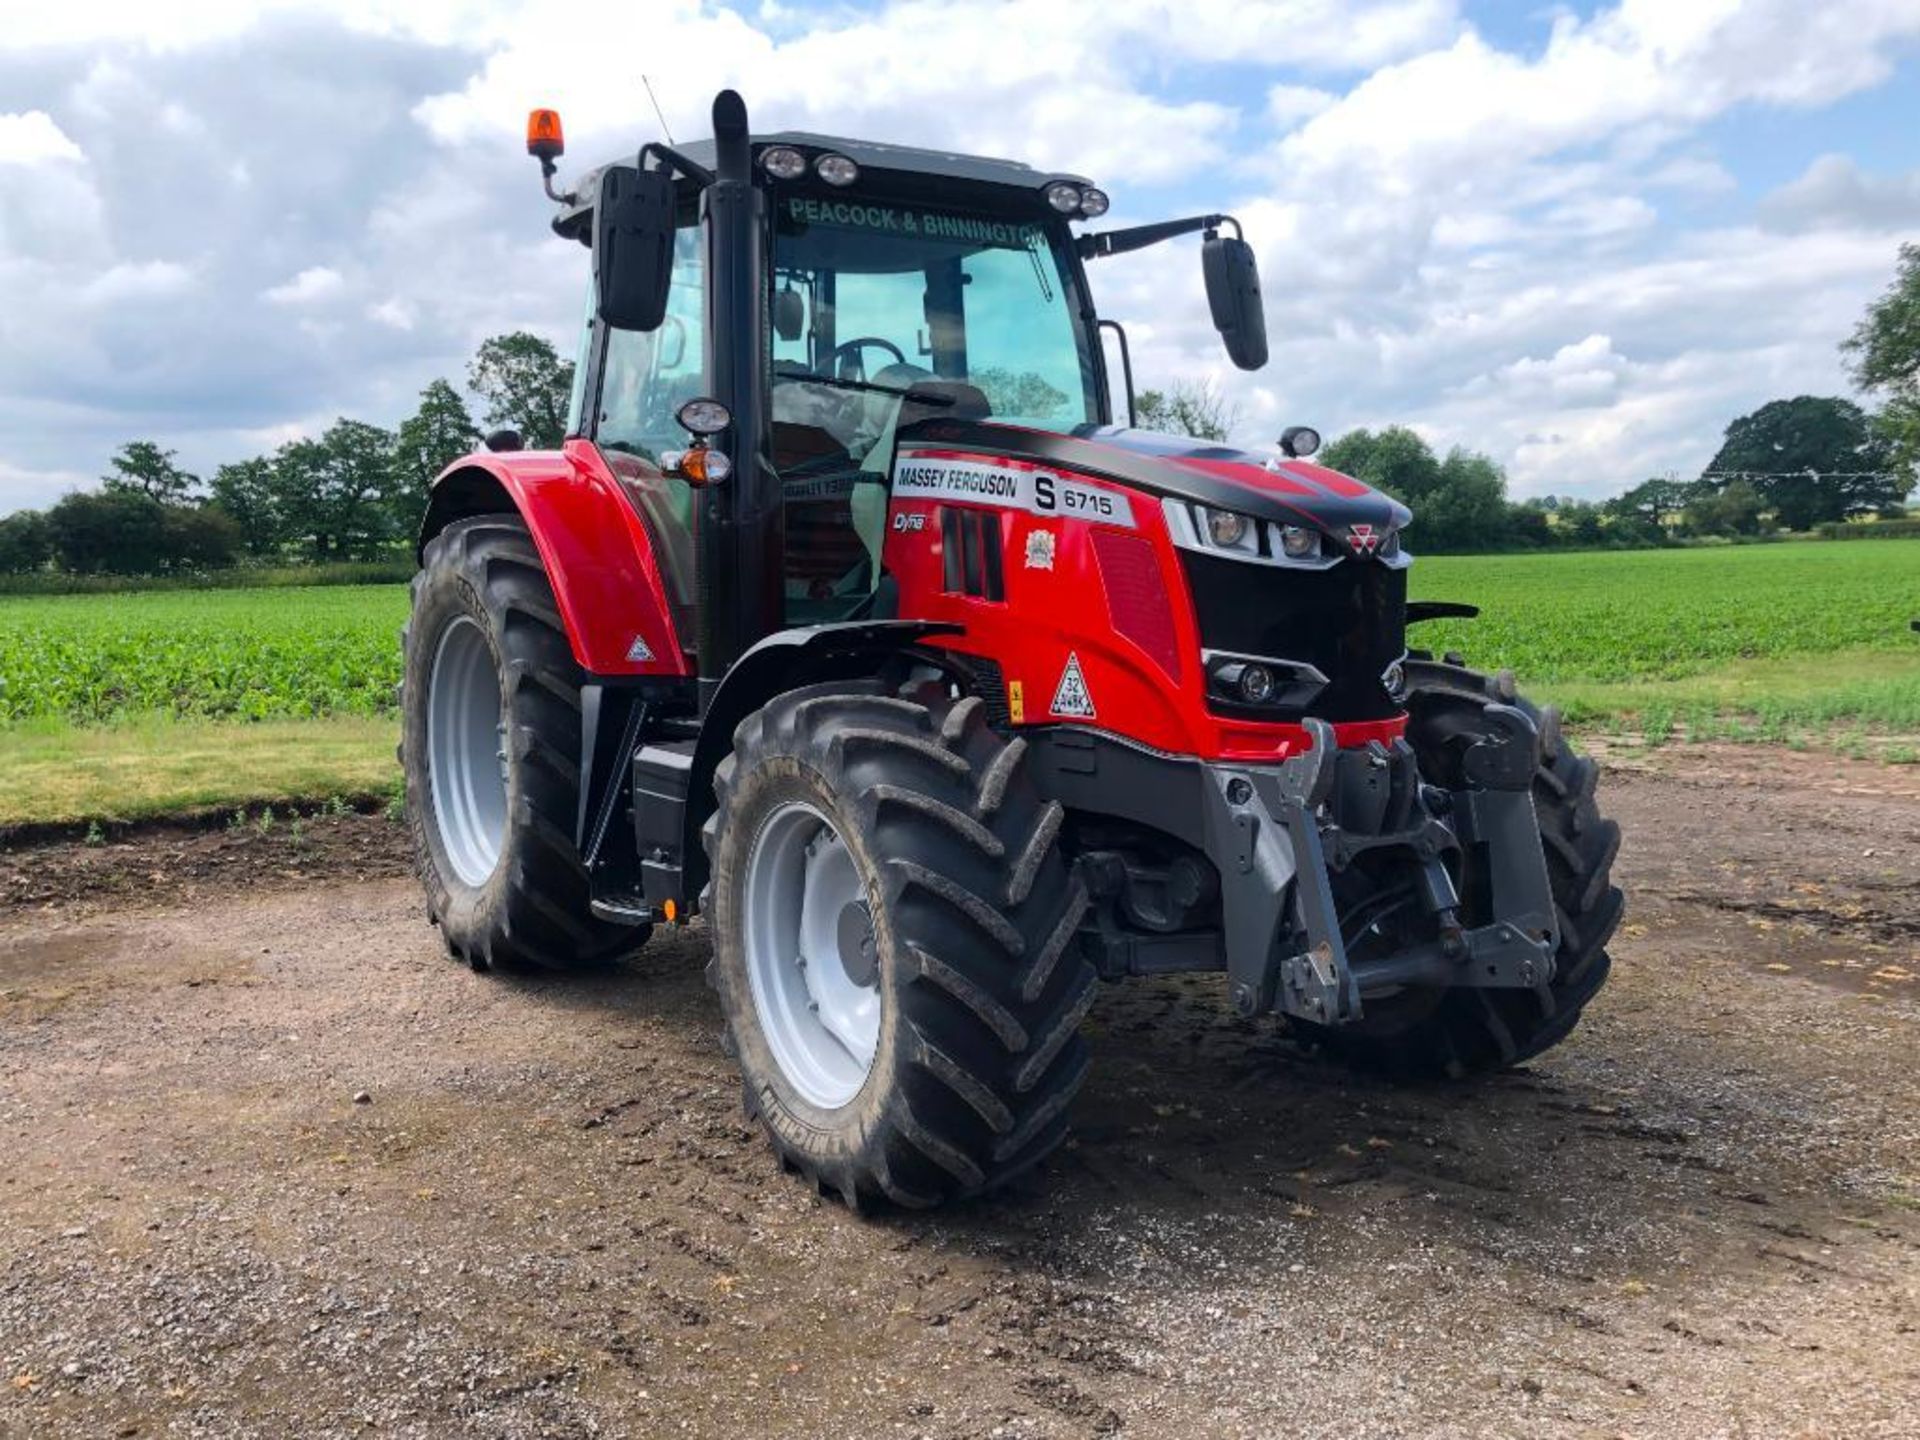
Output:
0,540,1914,824
1413,540,1919,683
0,584,407,725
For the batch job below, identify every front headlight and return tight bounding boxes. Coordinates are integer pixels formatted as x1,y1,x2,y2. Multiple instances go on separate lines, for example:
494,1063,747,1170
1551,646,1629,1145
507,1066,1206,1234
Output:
1279,525,1319,559
1163,499,1343,570
1206,508,1252,548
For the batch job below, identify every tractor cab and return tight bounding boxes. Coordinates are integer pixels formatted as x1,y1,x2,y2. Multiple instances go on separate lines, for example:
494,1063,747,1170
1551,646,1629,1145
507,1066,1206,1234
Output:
542,99,1266,673
556,133,1107,630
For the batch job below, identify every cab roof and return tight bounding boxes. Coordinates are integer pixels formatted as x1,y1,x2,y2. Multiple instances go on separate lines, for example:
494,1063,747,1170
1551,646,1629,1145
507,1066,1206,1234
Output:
553,130,1093,242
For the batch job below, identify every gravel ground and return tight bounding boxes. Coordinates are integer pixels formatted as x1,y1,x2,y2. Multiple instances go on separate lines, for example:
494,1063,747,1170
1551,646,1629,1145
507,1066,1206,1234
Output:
1,745,1916,1439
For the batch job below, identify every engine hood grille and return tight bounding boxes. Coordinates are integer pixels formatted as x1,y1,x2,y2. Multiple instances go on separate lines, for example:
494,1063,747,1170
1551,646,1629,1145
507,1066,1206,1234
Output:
895,418,1412,542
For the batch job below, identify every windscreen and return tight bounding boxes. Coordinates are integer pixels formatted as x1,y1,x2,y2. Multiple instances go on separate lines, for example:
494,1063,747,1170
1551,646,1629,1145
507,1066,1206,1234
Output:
769,196,1099,457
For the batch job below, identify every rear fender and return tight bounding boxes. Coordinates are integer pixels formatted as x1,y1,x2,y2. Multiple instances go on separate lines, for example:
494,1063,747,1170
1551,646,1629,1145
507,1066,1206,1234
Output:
418,439,689,677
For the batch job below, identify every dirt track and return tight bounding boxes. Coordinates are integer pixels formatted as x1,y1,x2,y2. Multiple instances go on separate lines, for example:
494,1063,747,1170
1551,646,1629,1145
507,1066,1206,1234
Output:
2,747,1917,1439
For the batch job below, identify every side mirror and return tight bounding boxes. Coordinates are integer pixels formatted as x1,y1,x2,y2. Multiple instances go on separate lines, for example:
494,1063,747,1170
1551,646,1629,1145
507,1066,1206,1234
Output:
595,164,675,331
1202,232,1268,371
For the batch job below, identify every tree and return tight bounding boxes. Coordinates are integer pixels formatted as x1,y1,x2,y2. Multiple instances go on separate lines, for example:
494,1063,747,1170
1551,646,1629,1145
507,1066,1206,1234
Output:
1870,397,1920,503
0,511,52,574
1319,426,1443,506
269,419,402,562
1557,499,1608,547
392,378,481,535
1422,448,1512,552
969,367,1070,422
1844,244,1920,502
1507,502,1553,548
46,490,171,574
209,458,283,557
161,505,242,570
1702,395,1901,529
1135,379,1240,442
1319,427,1511,551
469,332,573,447
1843,241,1920,397
102,441,199,505
1681,477,1765,537
1609,477,1694,529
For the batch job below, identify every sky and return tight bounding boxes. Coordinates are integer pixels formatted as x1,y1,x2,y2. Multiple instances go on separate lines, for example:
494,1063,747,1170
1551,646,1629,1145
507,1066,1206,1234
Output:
2,0,1919,511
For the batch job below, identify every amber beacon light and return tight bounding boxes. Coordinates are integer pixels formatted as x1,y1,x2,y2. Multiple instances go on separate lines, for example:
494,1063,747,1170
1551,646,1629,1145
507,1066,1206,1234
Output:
525,108,565,160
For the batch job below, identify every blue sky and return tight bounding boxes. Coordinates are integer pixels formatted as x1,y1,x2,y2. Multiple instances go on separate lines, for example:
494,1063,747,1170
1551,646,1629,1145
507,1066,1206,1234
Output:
2,0,1918,511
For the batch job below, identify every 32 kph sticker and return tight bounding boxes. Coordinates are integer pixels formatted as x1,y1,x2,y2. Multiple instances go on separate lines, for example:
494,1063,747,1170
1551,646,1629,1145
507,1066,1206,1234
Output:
1050,653,1096,719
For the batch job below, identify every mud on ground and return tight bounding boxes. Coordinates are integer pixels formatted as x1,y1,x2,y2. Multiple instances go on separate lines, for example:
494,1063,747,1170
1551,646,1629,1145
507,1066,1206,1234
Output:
1,748,1916,1439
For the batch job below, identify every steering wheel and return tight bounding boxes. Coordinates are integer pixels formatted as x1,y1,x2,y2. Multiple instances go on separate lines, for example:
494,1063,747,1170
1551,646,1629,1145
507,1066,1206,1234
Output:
832,336,907,380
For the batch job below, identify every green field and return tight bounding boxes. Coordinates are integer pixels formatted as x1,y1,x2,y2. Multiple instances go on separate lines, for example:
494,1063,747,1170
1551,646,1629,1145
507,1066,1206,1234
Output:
0,541,1915,825
1410,542,1919,682
0,584,407,724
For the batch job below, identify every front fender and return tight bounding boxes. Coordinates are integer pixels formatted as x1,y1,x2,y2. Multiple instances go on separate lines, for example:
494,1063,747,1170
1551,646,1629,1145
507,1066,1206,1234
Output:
419,440,689,677
681,620,964,909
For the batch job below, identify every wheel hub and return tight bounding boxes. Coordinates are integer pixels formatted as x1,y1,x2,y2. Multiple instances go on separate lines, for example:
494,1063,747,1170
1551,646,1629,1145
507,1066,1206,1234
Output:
742,804,880,1110
835,900,878,988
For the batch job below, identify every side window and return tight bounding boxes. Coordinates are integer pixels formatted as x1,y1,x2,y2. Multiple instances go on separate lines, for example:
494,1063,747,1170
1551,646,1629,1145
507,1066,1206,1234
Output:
597,225,705,461
564,284,594,437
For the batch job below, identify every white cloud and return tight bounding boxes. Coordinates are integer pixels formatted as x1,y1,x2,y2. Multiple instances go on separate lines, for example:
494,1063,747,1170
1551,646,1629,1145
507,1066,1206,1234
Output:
1760,153,1920,233
408,0,1456,185
82,260,196,303
0,459,92,512
264,265,346,305
1267,84,1338,127
0,111,84,166
368,297,417,330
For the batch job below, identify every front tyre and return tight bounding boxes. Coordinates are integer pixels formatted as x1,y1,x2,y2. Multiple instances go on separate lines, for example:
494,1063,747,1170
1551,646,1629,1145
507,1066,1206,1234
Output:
704,684,1097,1210
1301,663,1624,1078
401,514,647,971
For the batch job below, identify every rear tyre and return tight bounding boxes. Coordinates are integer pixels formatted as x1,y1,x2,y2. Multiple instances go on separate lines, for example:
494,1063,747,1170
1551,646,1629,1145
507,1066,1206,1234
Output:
401,514,648,971
704,683,1097,1210
1298,663,1623,1078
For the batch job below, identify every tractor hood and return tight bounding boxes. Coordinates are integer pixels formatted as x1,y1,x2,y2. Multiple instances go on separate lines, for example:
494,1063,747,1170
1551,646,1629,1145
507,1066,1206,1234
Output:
895,418,1412,543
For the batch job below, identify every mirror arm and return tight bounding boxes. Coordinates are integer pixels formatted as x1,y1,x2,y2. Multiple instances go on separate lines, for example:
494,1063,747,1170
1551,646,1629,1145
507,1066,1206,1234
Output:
638,141,715,188
1077,213,1233,261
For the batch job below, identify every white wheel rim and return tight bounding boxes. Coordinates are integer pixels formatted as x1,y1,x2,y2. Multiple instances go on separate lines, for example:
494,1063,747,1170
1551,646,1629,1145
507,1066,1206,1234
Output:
742,801,880,1110
426,614,508,887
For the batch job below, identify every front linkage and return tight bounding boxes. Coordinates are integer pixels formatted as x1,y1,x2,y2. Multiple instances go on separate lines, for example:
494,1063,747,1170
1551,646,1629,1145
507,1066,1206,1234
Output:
1200,696,1559,1027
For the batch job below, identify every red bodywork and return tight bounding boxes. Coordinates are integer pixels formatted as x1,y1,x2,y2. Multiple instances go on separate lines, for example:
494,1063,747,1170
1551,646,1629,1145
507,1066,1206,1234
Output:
444,438,1404,761
881,447,1405,763
434,441,691,678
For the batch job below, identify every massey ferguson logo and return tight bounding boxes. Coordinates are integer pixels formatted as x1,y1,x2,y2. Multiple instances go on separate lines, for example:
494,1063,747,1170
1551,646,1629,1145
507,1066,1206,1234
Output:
1348,523,1381,556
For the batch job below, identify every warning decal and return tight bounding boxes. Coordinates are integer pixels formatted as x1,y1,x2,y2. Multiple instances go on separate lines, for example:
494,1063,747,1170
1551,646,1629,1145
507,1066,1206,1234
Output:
1050,653,1096,719
891,454,1135,528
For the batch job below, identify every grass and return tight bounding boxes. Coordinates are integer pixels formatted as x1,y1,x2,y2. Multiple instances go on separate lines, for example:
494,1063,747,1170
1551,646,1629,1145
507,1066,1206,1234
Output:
0,539,1915,826
0,714,399,830
1545,650,1920,758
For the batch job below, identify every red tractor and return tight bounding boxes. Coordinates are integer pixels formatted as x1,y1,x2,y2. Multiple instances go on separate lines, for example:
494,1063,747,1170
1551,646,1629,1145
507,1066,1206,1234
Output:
402,92,1623,1209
